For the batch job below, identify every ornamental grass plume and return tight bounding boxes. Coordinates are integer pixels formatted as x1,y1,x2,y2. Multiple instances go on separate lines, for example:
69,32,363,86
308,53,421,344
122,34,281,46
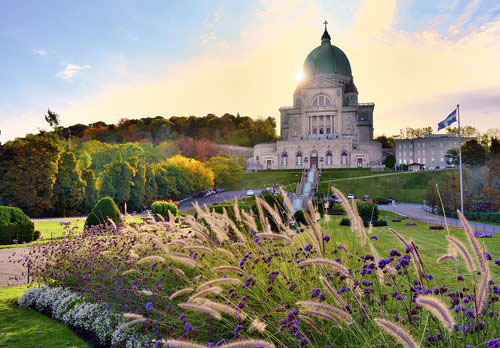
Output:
375,318,419,348
116,317,148,332
233,201,242,222
177,303,222,320
136,255,165,265
319,276,345,307
169,288,194,300
197,277,242,291
258,197,288,232
193,298,247,320
436,254,458,263
297,258,349,274
299,314,328,337
211,265,244,273
221,339,275,347
168,254,199,268
122,313,144,319
297,300,353,324
183,245,213,253
248,318,267,333
447,236,475,272
416,295,455,330
457,210,487,274
163,340,207,348
476,269,490,316
299,309,342,329
188,286,223,301
216,247,236,260
219,211,247,242
280,187,294,214
369,242,385,284
255,233,293,244
122,269,138,276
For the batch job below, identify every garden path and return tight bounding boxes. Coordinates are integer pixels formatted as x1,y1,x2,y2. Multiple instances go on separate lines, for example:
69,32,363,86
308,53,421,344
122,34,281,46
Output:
0,247,28,288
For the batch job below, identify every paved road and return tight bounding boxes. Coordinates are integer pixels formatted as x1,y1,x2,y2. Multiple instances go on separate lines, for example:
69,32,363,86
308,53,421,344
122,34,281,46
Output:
379,202,499,233
178,189,266,211
0,247,28,288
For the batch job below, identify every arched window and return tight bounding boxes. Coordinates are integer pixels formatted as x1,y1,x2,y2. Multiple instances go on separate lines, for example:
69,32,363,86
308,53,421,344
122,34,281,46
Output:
296,152,303,165
310,151,318,158
312,95,332,107
281,153,288,166
341,151,348,165
326,151,333,165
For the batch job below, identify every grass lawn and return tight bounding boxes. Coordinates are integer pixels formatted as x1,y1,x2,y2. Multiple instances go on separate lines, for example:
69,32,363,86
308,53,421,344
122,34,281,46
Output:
321,210,499,286
0,285,88,347
319,169,452,202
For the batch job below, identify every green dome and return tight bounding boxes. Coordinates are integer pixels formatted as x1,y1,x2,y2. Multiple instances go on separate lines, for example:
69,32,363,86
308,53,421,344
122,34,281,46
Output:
303,29,352,77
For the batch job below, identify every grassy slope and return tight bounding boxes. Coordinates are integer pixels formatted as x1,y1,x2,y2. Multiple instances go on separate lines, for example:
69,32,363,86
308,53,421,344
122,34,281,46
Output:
319,169,451,203
322,210,499,286
0,285,88,347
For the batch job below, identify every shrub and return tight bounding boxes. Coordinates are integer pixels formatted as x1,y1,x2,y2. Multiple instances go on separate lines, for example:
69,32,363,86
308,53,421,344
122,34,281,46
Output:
340,217,351,226
0,206,35,245
151,201,179,221
357,202,379,222
392,219,401,222
372,219,388,227
329,203,345,215
429,225,444,230
293,210,307,225
33,230,41,241
84,197,121,229
375,197,390,205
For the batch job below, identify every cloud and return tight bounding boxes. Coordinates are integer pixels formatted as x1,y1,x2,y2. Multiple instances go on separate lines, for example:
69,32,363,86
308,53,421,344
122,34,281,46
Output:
449,0,480,35
56,64,91,81
32,48,47,56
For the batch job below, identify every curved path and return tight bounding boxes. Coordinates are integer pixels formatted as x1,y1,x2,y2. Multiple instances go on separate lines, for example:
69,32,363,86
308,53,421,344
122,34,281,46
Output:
379,202,499,233
0,247,28,288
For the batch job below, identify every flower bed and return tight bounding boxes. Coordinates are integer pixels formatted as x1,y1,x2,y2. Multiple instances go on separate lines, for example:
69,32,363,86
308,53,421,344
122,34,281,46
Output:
474,231,493,238
429,225,445,230
405,222,417,226
392,219,401,222
20,194,499,348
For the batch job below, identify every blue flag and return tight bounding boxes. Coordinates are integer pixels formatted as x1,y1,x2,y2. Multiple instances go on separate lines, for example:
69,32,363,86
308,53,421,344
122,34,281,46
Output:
438,109,457,131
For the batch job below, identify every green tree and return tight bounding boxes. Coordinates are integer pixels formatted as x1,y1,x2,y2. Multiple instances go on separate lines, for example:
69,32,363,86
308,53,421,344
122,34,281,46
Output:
99,152,135,208
376,135,395,148
462,139,487,167
0,135,60,217
53,152,85,216
205,153,243,188
80,169,98,214
128,162,146,212
445,149,459,165
383,153,395,169
44,109,61,131
85,196,121,229
144,164,158,208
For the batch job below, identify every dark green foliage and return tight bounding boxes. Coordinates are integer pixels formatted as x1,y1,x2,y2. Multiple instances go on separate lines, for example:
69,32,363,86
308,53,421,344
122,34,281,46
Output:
293,210,307,225
53,152,85,216
151,201,178,221
356,202,379,222
144,165,158,208
0,206,34,245
328,203,345,215
374,197,390,205
462,139,488,167
85,197,121,229
99,152,135,208
383,153,395,169
80,169,98,214
128,163,146,212
372,220,388,227
0,134,61,217
339,218,351,226
490,138,500,156
153,163,187,200
438,209,500,223
33,230,41,241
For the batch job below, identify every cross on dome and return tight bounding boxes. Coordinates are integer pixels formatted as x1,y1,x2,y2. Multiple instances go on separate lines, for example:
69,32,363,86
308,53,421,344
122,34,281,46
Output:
321,20,331,43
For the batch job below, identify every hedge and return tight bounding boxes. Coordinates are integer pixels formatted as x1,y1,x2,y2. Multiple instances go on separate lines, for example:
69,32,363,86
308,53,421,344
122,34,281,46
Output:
84,197,121,229
152,201,179,221
0,206,35,245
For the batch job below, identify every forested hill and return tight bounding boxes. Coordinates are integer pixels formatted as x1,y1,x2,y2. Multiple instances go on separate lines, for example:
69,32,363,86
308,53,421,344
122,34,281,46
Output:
57,113,279,147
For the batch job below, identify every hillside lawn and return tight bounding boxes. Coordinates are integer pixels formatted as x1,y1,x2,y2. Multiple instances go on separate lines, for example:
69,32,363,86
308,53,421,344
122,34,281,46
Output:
322,210,499,286
0,285,88,347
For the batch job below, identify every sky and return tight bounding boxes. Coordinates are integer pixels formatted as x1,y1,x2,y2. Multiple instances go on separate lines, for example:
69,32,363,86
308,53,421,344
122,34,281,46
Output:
1,0,499,141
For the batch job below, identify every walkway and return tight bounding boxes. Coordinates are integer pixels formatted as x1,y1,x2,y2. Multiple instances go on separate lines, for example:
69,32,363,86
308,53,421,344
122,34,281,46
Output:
379,202,499,233
0,247,28,288
291,168,316,212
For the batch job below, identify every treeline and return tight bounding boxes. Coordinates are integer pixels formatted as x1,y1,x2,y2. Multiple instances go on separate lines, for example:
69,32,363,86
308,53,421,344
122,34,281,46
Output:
0,134,243,217
56,113,278,147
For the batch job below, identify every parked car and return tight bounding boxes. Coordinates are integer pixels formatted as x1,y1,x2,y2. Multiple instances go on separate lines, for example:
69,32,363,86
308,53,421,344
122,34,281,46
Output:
246,189,255,196
216,188,224,193
347,193,355,199
363,195,369,201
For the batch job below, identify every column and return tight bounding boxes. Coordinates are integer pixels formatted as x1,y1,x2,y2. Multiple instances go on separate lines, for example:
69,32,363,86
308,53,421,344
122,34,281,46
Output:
330,115,333,134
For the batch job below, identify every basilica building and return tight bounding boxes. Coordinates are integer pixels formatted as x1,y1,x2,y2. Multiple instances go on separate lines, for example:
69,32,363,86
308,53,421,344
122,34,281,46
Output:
251,24,382,170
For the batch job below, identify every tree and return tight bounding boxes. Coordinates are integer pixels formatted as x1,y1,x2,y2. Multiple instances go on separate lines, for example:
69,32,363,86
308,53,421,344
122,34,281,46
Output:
84,197,121,229
205,154,244,188
441,171,460,211
490,138,500,156
144,164,158,208
383,153,395,169
425,180,440,213
375,135,395,148
80,169,98,214
445,149,459,165
128,162,146,212
99,152,135,208
405,127,433,139
44,109,61,131
53,152,85,216
446,126,478,138
166,155,214,194
462,139,487,167
0,135,60,217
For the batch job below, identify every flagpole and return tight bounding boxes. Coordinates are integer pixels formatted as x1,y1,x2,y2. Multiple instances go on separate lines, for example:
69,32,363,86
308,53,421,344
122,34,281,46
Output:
457,104,464,213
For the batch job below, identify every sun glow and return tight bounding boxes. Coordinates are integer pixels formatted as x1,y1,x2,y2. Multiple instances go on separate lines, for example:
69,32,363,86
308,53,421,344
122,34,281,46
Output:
295,70,304,81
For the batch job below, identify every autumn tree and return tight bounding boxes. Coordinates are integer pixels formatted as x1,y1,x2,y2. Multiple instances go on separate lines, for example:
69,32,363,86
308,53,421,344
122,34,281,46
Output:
405,126,433,139
205,153,243,188
0,135,61,217
80,169,98,213
424,180,440,213
446,126,478,138
440,170,461,211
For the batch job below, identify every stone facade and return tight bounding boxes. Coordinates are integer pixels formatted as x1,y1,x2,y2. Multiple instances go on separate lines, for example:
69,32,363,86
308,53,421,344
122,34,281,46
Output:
250,26,382,170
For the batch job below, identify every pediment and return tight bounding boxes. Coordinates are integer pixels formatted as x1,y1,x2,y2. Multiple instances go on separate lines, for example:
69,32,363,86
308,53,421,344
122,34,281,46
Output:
302,77,342,90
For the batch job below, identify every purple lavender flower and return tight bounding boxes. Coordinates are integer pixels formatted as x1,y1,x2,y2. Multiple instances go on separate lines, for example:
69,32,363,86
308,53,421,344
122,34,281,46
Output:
370,235,378,240
323,235,331,242
145,302,154,311
233,324,243,338
178,313,185,321
184,322,193,332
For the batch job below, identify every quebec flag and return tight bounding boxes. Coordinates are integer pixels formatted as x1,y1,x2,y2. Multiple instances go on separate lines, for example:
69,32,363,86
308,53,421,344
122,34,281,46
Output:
437,109,457,131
